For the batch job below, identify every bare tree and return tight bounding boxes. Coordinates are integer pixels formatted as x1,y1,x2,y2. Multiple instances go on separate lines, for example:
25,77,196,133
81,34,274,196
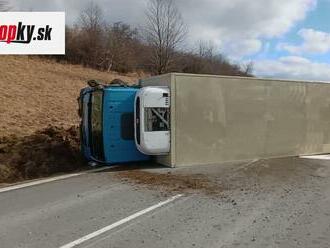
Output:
59,0,251,77
242,61,254,76
102,22,138,72
145,0,187,74
78,2,104,68
0,0,10,11
79,2,103,33
198,40,215,60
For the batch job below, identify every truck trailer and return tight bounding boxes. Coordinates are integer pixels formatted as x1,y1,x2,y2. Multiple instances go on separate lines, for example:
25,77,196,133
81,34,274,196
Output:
79,74,330,167
140,73,330,167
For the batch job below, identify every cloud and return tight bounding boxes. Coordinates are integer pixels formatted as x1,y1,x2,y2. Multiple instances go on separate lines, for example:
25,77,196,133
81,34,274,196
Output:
278,28,330,54
8,0,316,58
254,56,330,81
177,0,315,38
177,0,316,58
9,0,148,25
225,39,262,58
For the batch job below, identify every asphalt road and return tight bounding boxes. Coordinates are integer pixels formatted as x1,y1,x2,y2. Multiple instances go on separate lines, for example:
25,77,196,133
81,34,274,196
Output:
1,156,330,248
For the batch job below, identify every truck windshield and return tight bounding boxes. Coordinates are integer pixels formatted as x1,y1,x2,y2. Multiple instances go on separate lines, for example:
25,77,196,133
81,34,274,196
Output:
89,90,105,161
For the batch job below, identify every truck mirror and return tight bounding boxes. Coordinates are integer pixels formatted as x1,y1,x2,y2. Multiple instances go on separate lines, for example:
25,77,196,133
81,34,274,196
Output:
87,79,101,88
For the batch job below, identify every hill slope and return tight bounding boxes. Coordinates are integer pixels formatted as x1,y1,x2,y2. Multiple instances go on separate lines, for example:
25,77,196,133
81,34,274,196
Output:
0,56,140,137
0,56,141,183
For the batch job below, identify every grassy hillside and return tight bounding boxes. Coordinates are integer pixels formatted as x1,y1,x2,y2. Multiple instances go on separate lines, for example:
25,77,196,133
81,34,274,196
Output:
0,56,140,137
0,56,142,183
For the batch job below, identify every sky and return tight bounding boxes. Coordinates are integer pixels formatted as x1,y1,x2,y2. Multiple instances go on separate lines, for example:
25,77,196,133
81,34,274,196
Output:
8,0,330,81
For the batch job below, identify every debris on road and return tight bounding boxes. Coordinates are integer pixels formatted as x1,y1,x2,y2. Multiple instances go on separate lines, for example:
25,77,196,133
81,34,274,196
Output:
115,170,223,195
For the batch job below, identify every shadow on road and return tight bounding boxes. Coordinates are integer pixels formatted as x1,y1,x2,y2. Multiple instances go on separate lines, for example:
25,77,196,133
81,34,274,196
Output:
91,161,167,173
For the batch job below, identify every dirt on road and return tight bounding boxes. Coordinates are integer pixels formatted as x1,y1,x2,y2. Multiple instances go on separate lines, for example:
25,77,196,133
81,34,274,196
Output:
115,169,223,195
111,156,330,197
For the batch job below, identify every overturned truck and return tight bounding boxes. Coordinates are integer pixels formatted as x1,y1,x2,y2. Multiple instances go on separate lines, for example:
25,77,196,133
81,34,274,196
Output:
79,74,330,167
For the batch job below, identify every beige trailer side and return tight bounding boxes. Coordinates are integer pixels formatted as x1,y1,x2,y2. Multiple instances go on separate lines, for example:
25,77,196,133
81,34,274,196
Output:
142,73,330,167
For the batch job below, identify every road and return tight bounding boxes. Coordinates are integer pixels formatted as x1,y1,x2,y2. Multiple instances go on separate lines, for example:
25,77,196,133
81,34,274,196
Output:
1,156,330,248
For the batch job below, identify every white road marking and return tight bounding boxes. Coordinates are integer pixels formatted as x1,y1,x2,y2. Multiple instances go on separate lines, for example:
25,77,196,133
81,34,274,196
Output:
0,167,110,193
59,194,183,248
299,154,330,160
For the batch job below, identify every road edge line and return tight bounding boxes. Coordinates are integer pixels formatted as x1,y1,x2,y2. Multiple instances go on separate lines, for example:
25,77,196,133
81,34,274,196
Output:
0,167,109,193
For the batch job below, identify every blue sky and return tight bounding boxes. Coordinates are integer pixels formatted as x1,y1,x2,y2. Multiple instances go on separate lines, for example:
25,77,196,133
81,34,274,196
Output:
278,0,330,63
243,0,330,80
9,0,330,81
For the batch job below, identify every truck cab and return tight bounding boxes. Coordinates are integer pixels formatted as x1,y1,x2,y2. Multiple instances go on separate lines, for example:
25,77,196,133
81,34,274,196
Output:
78,82,149,164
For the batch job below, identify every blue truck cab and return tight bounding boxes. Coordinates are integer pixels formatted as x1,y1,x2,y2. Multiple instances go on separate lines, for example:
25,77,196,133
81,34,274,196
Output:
78,81,149,164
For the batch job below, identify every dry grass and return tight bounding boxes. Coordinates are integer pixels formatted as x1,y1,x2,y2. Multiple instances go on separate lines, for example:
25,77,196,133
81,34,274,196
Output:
0,56,142,137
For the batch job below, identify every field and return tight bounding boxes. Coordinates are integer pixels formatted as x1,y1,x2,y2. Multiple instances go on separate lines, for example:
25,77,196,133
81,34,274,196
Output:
0,56,140,137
